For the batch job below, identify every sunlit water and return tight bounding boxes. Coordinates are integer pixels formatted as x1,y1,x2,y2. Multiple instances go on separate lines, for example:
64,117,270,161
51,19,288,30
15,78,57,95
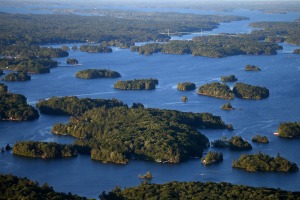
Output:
0,6,300,198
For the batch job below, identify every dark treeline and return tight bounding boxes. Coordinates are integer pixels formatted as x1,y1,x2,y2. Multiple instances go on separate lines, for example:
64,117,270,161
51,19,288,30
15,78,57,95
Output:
252,135,269,143
13,141,77,158
76,69,121,79
232,152,299,172
0,174,87,200
36,96,126,116
79,44,112,53
114,79,158,90
233,82,269,100
51,106,231,164
0,83,39,121
278,122,300,138
198,82,235,100
2,71,31,81
221,74,237,82
177,82,196,91
211,136,252,151
100,181,300,200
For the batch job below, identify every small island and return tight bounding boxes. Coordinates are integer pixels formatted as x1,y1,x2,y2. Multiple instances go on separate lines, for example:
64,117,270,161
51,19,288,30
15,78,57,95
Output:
2,71,31,81
293,49,300,54
80,44,112,53
66,58,79,65
76,69,121,79
177,82,196,91
198,82,234,100
114,79,158,90
277,122,300,138
245,64,261,71
221,75,238,82
232,152,299,172
181,96,188,102
221,102,234,110
201,151,223,165
233,82,269,100
13,141,77,158
0,83,39,121
252,135,269,143
211,136,252,151
139,171,153,179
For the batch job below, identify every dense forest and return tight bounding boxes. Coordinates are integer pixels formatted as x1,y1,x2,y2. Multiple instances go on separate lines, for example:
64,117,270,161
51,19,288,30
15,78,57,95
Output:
76,69,121,79
221,75,237,82
114,79,158,90
198,82,234,100
177,82,196,91
233,82,269,100
13,141,77,158
232,152,299,172
2,71,31,81
79,44,112,53
66,58,78,65
0,174,87,200
131,35,282,58
51,106,231,164
36,96,126,116
0,83,39,121
221,102,234,110
201,151,223,165
277,122,300,138
100,181,300,200
211,136,252,151
252,135,269,143
245,64,261,71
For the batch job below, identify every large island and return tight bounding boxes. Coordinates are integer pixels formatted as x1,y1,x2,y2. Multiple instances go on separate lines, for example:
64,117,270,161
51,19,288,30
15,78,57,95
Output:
114,79,158,90
198,82,234,100
76,69,121,79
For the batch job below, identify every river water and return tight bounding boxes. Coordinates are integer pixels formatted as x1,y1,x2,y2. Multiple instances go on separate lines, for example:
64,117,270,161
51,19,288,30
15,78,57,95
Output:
0,6,300,198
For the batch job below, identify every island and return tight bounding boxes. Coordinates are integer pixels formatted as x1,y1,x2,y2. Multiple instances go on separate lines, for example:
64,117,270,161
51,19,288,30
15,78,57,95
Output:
0,174,87,200
2,71,31,81
181,96,188,102
277,122,300,138
51,106,232,164
293,49,300,54
201,151,223,165
0,83,39,121
177,82,196,91
198,82,234,100
66,58,79,65
139,171,153,179
221,75,238,82
114,79,158,90
252,135,269,143
76,69,121,79
221,102,234,110
100,181,300,200
211,136,252,151
36,96,126,116
13,141,77,158
79,44,112,53
232,152,299,172
245,64,261,71
233,82,269,100
61,45,70,51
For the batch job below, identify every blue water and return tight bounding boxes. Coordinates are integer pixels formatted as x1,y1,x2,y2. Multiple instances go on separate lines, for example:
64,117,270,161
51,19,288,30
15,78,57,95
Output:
0,6,300,199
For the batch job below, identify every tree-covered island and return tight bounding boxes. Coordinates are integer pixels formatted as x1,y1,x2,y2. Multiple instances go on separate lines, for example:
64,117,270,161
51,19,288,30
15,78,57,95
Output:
201,151,223,165
0,83,39,121
211,136,252,151
277,122,300,138
245,64,261,71
232,152,299,172
66,58,79,65
114,79,158,90
221,75,238,82
2,71,31,81
177,82,196,91
51,106,232,164
76,69,121,79
79,44,112,53
233,82,269,100
252,135,269,143
221,102,234,110
198,82,234,100
13,141,77,158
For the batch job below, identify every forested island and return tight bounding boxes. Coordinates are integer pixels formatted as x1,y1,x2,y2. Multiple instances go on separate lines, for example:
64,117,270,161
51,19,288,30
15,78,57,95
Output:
0,174,87,200
211,136,252,151
36,96,126,116
131,35,282,58
277,122,300,138
114,79,158,90
100,181,300,200
79,44,112,53
232,152,299,172
252,135,269,143
13,141,77,158
245,64,261,71
177,82,196,91
221,102,234,110
76,69,121,79
51,106,232,164
201,151,223,165
198,82,234,100
221,75,237,82
233,82,269,100
0,83,39,121
66,58,79,65
2,71,31,81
